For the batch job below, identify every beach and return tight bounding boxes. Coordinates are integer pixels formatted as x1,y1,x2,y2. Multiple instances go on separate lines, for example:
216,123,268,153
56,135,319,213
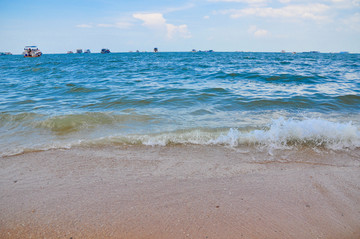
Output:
1,52,359,238
1,0,360,234
1,145,359,239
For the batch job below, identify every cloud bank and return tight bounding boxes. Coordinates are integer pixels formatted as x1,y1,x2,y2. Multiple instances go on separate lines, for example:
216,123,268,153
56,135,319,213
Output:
223,3,330,21
133,13,191,39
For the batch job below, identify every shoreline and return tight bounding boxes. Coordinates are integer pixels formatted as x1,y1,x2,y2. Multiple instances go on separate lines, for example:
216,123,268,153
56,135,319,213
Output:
1,145,360,238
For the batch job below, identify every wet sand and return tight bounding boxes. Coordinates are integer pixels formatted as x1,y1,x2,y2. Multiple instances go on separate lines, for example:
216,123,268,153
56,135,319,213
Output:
1,145,360,238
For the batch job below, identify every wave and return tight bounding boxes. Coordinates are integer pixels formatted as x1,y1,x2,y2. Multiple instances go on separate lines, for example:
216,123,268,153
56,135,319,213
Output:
0,112,157,134
35,112,157,134
1,117,359,157
81,118,360,150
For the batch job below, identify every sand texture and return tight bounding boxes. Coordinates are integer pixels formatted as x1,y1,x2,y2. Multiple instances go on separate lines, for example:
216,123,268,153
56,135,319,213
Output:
1,145,360,238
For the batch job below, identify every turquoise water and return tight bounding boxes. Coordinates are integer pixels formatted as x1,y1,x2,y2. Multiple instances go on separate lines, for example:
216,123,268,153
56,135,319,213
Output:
1,52,360,156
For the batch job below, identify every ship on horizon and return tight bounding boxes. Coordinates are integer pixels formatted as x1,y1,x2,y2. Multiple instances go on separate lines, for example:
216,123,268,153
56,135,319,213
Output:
101,48,110,53
23,46,42,57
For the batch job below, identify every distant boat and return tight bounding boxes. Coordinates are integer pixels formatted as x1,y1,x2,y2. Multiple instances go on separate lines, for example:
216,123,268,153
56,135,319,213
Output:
101,48,110,54
302,51,320,54
84,49,91,53
197,49,214,52
23,46,42,57
76,49,83,54
0,52,12,56
191,49,197,52
154,48,158,53
67,51,74,54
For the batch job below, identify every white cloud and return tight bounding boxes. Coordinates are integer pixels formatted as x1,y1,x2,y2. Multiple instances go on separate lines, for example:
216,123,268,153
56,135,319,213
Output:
133,13,167,29
330,0,359,5
166,24,192,39
133,13,191,39
224,3,330,21
278,0,359,8
248,25,269,37
330,0,360,8
341,12,360,31
76,24,93,28
164,3,196,13
254,29,269,37
97,24,113,28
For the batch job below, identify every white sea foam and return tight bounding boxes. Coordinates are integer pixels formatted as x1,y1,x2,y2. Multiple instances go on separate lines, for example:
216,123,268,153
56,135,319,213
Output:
1,118,359,157
212,118,360,150
91,118,360,150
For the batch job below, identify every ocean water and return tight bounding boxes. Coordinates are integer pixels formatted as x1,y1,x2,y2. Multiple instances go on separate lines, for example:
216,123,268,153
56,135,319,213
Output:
0,52,360,156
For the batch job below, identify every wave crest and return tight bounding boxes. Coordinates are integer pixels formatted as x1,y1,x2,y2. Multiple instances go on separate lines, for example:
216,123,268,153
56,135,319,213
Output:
213,118,360,149
34,112,156,134
1,117,359,157
85,118,360,150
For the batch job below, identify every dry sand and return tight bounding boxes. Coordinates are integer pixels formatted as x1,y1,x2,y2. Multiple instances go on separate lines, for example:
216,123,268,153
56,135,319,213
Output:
1,145,360,238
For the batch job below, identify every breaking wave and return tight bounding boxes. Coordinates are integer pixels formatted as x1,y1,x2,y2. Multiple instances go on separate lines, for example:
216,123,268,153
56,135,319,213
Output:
1,117,359,157
83,118,360,150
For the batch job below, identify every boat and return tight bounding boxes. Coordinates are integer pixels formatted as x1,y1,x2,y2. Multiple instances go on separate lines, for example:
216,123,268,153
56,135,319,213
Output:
0,52,12,56
67,51,74,54
101,48,110,54
84,49,91,54
154,48,158,53
23,46,42,57
303,51,320,53
76,49,83,54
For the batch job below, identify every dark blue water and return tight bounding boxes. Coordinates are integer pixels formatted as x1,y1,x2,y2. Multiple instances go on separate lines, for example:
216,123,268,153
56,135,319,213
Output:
1,52,359,155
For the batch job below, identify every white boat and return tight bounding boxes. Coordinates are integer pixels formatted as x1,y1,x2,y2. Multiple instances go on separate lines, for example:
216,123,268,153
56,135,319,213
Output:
23,46,42,57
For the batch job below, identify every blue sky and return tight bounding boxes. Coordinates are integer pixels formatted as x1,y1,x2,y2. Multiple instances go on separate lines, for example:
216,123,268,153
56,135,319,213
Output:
1,0,359,53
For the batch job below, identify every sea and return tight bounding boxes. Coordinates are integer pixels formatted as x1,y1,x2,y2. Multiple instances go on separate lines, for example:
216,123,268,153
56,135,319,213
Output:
0,52,360,157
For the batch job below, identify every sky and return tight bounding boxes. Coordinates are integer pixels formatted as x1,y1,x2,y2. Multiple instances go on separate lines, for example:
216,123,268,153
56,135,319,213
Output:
0,0,359,53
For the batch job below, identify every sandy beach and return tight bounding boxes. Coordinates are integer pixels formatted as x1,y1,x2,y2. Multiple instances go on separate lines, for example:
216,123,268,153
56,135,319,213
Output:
1,145,360,239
